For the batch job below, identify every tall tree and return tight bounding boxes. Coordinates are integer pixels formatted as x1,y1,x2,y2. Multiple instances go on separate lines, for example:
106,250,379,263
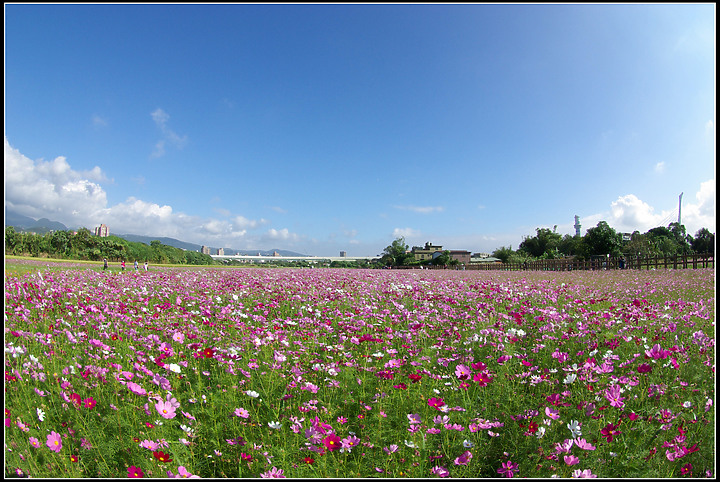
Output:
381,237,411,266
518,227,562,258
691,228,715,255
582,221,622,257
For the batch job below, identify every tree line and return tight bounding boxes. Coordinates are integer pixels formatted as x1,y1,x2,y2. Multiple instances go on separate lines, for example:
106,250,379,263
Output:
4,226,215,265
380,221,715,267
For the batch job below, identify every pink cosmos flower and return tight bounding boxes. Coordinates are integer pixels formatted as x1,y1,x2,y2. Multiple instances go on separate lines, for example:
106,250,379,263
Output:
155,400,177,419
29,436,40,448
454,450,473,466
46,431,62,453
545,406,560,420
260,467,285,478
140,439,158,451
497,460,518,478
127,382,147,396
127,466,144,478
428,397,445,410
564,455,580,465
454,364,471,380
341,435,361,451
431,466,450,477
234,407,250,418
604,384,625,409
574,438,596,450
83,397,97,409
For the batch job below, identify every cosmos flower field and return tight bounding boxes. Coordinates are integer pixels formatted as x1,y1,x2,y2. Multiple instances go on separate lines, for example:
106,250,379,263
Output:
4,262,715,478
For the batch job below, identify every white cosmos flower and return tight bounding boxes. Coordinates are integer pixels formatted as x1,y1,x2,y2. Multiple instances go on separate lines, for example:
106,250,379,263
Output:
268,421,282,430
246,390,260,398
37,408,46,422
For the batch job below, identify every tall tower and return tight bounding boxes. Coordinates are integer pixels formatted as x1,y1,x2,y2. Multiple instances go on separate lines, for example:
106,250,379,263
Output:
574,215,581,237
678,192,683,225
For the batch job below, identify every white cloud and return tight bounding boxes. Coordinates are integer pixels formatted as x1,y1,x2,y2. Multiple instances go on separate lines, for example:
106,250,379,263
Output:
654,162,666,174
150,108,187,158
393,205,444,214
92,114,107,128
266,228,300,242
580,180,716,237
3,139,257,246
392,227,421,239
4,138,109,223
234,215,269,230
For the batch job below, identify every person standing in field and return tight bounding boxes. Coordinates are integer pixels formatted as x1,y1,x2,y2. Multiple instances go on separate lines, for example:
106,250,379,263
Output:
144,261,148,271
103,258,108,270
134,260,139,271
121,260,126,271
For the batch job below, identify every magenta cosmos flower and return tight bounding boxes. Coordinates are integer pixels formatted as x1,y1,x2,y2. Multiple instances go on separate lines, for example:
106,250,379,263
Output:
428,397,446,410
322,433,342,452
46,431,62,453
497,460,518,478
127,466,144,478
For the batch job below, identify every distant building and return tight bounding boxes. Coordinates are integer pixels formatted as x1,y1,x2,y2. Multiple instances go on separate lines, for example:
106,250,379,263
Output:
94,224,109,237
340,251,347,257
217,248,224,256
448,250,472,265
411,242,444,261
201,246,211,255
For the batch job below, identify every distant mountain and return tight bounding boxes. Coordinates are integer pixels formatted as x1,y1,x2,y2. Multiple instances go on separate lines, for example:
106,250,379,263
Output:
5,210,69,233
4,209,310,256
111,234,309,257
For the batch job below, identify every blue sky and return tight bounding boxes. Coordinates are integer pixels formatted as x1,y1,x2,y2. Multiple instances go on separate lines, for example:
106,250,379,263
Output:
5,4,715,257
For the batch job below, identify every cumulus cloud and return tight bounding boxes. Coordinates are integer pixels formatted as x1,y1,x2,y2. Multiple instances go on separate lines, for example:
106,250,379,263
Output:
150,108,187,158
266,228,300,242
585,181,716,236
393,205,444,214
3,139,259,247
5,138,109,223
234,215,269,230
392,227,421,239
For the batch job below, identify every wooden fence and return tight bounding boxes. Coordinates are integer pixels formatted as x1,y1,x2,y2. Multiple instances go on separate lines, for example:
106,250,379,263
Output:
403,253,715,272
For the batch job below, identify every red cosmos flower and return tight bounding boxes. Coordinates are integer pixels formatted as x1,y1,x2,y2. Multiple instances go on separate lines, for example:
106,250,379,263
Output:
70,393,82,407
203,348,215,359
527,421,539,434
303,457,315,464
322,433,342,452
152,450,173,463
127,466,144,478
393,383,408,390
83,397,97,410
600,422,621,442
408,374,423,383
681,463,692,476
70,454,79,463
